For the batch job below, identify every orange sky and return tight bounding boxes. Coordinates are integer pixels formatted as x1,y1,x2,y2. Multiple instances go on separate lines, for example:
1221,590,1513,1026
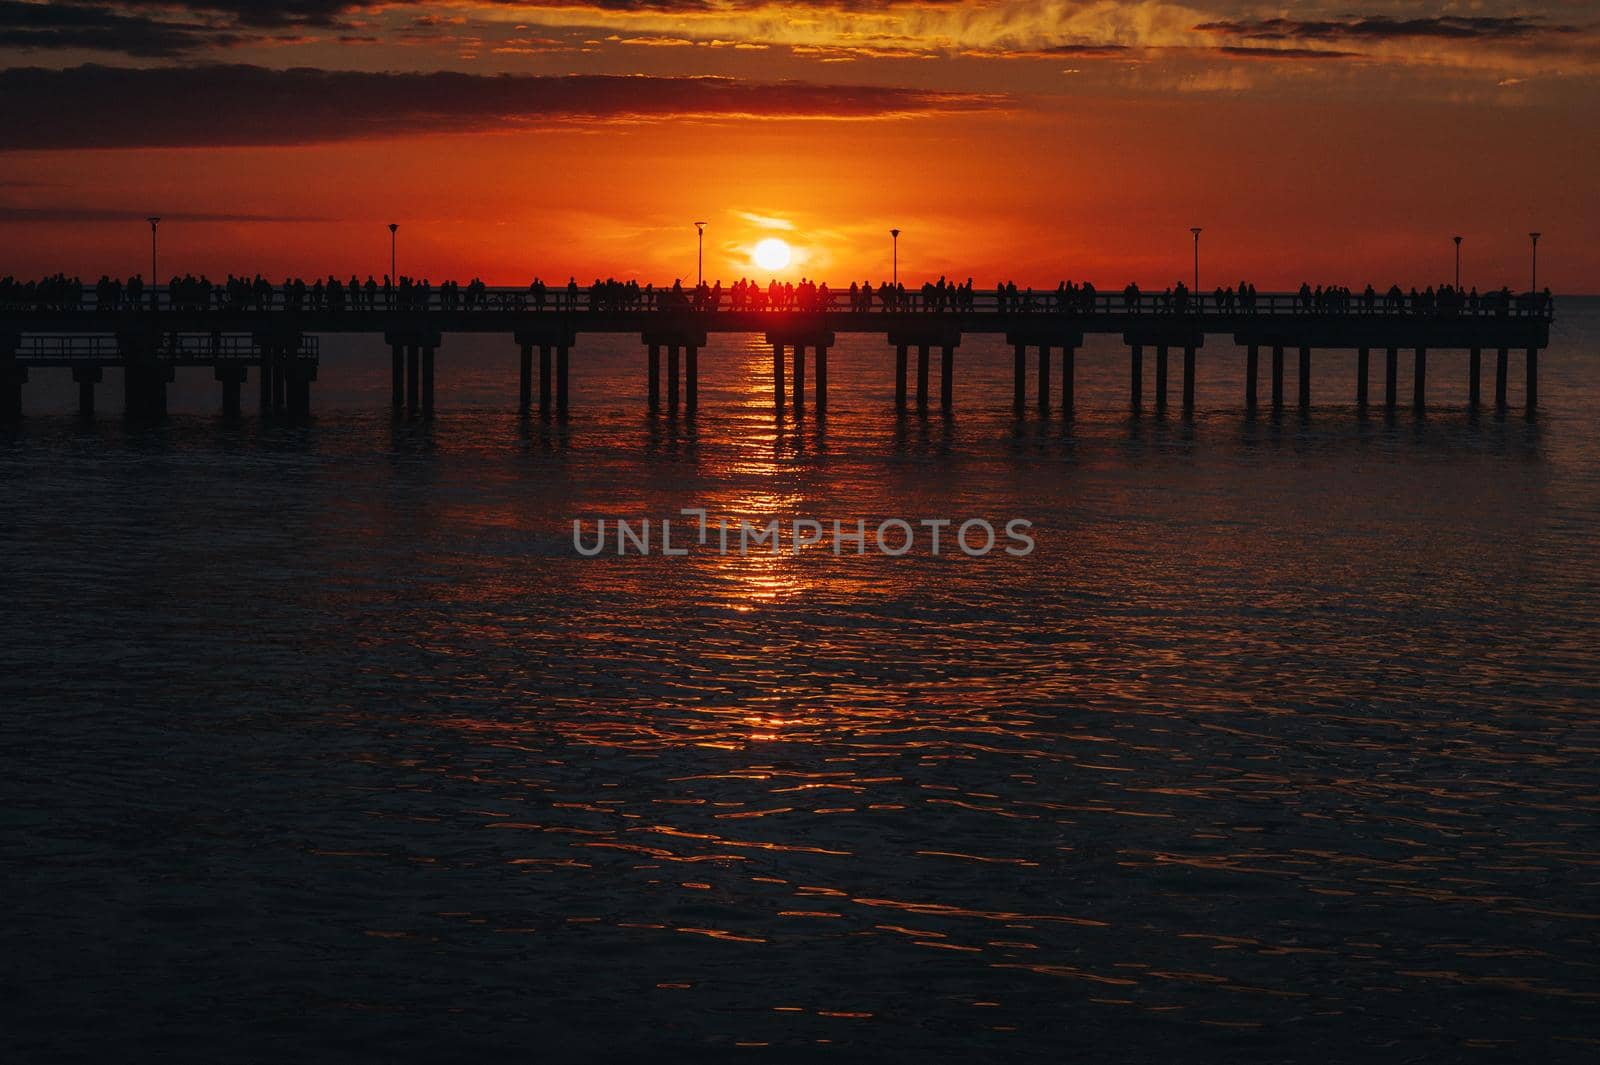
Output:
1,1,1596,290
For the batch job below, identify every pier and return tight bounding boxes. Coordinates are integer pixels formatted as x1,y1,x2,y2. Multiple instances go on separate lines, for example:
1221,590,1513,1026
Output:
0,288,1552,422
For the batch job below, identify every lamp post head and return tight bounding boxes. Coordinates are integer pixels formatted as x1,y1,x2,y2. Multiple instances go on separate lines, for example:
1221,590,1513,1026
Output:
1191,227,1202,237
1453,235,1462,246
389,223,398,234
694,221,707,234
891,229,900,239
147,216,160,228
1530,232,1541,243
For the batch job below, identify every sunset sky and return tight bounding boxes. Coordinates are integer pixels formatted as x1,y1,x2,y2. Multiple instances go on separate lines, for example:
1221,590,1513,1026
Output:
1,1,1596,290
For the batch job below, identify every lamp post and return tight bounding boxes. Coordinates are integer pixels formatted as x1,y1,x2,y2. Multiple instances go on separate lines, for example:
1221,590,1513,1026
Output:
1529,232,1540,294
388,223,398,282
1190,227,1202,291
1453,235,1462,289
695,221,707,287
147,216,160,282
891,228,900,286
146,217,161,309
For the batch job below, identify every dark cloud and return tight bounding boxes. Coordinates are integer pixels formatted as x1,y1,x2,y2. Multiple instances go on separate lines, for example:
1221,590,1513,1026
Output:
0,64,1007,150
85,1,364,30
0,0,971,56
0,0,250,57
58,0,962,32
1195,16,1579,43
398,0,965,9
0,0,402,58
967,43,1133,60
1214,46,1359,61
0,206,329,222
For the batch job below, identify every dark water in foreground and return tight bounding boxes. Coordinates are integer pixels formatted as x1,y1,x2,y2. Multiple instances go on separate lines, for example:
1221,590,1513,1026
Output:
3,304,1598,1064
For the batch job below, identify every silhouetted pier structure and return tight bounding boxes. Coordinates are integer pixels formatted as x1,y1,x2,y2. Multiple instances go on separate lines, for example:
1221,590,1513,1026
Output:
0,289,1551,421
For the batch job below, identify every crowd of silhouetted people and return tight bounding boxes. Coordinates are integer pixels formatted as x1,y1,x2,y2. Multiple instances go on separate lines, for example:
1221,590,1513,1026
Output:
0,273,1557,319
1296,281,1553,318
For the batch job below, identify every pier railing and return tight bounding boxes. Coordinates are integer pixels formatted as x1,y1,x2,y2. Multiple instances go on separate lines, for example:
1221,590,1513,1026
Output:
0,286,1557,321
16,333,318,364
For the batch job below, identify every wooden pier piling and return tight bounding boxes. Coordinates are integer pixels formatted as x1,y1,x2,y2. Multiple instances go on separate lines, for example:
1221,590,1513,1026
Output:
895,343,907,412
1062,346,1075,416
74,365,101,416
1183,345,1196,414
1413,348,1427,413
1012,342,1025,412
793,344,805,414
1038,344,1050,414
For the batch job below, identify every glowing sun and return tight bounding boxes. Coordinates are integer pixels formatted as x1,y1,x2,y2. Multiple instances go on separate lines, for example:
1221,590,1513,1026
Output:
753,238,792,272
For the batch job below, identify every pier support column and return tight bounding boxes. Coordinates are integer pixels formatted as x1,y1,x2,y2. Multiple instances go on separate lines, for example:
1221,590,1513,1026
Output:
540,345,552,415
1413,348,1427,413
74,365,103,416
940,345,954,413
1130,345,1143,413
521,344,534,412
1495,348,1508,411
687,346,699,412
1,365,26,422
1357,348,1369,408
1037,344,1051,414
1298,347,1311,410
646,344,660,411
792,344,806,415
392,344,404,408
1062,346,1076,416
284,359,315,417
261,350,274,411
895,344,908,412
1526,348,1538,415
773,343,785,410
1245,345,1258,411
421,346,435,416
1012,343,1025,412
289,377,309,417
556,345,570,413
0,337,21,422
667,344,681,411
406,344,420,413
1182,345,1196,415
213,364,245,417
1385,348,1398,409
813,346,825,412
124,363,172,418
1468,348,1481,411
1155,344,1169,412
121,336,172,418
916,344,930,412
1271,346,1284,409
272,348,286,412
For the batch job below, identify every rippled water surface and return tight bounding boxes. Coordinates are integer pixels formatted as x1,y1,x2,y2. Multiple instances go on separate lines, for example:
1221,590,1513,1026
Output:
4,303,1599,1063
